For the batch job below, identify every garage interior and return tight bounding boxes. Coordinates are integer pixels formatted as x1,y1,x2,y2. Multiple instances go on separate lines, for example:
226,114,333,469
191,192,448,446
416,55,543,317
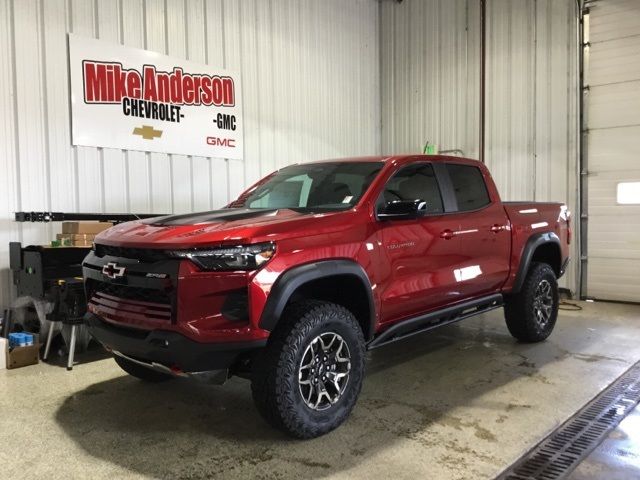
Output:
1,0,639,479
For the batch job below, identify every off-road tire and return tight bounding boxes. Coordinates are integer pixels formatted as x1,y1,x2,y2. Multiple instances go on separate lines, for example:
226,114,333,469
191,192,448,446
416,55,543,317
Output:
504,262,559,342
114,355,173,382
251,300,366,439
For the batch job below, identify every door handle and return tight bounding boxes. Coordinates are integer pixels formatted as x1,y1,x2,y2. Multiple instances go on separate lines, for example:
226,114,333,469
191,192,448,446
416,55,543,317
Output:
440,229,454,240
490,224,505,233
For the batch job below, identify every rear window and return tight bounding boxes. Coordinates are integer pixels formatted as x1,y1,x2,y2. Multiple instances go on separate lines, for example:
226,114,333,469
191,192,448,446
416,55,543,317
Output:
446,164,491,211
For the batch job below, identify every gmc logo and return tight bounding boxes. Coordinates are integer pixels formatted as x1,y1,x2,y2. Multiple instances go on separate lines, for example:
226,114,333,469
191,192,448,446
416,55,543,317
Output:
206,136,236,148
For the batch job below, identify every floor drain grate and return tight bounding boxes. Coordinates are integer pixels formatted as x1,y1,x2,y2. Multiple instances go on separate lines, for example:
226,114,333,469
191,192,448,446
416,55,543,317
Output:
496,360,640,480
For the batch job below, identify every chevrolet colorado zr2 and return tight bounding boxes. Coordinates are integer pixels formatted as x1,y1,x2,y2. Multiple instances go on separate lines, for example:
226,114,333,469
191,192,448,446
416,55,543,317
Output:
83,155,571,438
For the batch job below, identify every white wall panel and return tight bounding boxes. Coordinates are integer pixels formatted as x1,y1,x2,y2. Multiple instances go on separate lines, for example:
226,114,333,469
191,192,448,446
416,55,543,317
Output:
588,35,640,87
1,0,583,307
381,0,478,157
485,0,579,293
0,0,380,308
0,0,20,308
585,0,640,302
380,0,579,292
486,0,535,202
588,0,640,43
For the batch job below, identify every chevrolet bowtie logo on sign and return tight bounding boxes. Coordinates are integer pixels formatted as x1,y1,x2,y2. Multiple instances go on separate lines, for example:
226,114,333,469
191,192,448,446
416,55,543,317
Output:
133,125,162,140
68,33,243,159
102,262,126,279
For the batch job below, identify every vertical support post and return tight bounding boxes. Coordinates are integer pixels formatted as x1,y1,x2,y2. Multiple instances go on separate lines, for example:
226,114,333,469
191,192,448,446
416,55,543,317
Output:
479,0,487,163
67,324,77,371
43,321,56,360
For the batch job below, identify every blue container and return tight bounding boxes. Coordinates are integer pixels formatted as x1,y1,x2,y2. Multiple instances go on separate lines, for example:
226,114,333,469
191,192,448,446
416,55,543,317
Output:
8,333,34,348
8,333,24,347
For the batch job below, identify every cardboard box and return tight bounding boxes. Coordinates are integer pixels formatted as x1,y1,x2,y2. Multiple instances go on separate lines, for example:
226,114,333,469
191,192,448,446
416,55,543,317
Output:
56,233,96,247
6,335,40,370
61,221,113,234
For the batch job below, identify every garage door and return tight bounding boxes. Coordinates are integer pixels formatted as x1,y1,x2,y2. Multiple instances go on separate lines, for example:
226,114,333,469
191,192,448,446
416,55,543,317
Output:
585,0,640,302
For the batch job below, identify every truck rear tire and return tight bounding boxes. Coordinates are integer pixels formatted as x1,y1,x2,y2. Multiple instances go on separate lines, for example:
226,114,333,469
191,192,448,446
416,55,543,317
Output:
251,300,365,439
114,355,173,382
504,262,559,342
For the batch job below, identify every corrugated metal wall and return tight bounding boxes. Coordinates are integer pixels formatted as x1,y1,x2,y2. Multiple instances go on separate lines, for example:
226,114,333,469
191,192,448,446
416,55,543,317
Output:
0,0,582,306
380,0,480,158
486,0,578,204
380,0,580,292
0,0,380,309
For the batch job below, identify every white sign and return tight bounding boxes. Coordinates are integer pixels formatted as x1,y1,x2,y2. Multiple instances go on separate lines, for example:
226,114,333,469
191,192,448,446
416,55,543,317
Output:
69,34,243,159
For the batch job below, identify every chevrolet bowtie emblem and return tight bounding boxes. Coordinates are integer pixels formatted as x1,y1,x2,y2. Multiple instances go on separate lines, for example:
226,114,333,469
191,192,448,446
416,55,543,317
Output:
133,125,163,140
102,262,126,279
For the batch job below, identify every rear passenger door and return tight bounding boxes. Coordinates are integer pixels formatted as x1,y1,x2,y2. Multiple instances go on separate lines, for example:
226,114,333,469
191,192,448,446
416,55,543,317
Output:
443,163,511,298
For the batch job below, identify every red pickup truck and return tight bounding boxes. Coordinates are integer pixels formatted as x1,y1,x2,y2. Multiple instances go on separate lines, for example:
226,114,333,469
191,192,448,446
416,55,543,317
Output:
83,155,570,438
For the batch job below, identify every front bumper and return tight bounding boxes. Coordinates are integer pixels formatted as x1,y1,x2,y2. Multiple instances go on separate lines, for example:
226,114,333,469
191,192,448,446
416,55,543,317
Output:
82,249,268,343
85,313,266,372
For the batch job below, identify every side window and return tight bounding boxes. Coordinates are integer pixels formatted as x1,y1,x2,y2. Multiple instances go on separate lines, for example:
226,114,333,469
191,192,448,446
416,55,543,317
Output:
446,164,491,211
380,163,444,214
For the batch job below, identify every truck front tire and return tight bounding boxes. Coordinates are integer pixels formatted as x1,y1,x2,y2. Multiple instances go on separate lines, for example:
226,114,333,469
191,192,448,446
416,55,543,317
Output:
251,300,365,439
504,262,559,342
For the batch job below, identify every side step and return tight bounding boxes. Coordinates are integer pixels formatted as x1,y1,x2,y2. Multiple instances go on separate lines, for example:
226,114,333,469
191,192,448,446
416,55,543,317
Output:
367,294,504,350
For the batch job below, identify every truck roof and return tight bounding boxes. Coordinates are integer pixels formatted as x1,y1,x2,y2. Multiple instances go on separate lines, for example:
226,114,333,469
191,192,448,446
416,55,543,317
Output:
302,154,482,166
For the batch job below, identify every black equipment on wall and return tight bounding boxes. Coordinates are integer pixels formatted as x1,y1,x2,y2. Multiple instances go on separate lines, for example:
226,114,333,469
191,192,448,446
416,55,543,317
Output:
9,211,166,369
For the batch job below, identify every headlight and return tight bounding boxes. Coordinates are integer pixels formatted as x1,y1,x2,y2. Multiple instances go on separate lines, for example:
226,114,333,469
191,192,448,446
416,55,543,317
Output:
172,242,275,271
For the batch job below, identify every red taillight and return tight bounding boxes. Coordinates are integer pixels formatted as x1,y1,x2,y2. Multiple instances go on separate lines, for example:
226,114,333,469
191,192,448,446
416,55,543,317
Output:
567,220,572,245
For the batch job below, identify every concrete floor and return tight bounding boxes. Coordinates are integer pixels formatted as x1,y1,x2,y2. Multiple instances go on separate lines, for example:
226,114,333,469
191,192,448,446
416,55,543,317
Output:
1,300,639,479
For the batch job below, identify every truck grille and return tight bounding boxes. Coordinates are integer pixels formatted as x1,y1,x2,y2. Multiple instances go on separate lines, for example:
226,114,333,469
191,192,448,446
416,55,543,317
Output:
87,280,173,323
93,282,171,305
94,244,172,262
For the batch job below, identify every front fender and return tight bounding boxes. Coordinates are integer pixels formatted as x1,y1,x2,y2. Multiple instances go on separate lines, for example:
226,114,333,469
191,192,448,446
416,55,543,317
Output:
258,260,376,339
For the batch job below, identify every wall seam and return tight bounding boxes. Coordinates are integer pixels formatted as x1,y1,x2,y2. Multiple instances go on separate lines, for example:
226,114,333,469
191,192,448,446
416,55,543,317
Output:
184,0,195,213
254,0,262,178
142,0,153,211
546,0,552,201
377,0,383,155
9,0,23,243
118,0,131,212
533,0,538,201
220,0,230,202
67,0,80,212
39,0,52,222
92,0,106,212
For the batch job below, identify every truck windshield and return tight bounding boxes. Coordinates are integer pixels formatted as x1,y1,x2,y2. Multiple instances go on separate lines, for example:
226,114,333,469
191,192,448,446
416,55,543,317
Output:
230,162,383,212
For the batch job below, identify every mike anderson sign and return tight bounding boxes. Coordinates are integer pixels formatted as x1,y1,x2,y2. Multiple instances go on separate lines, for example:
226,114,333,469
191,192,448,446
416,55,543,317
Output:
69,34,243,159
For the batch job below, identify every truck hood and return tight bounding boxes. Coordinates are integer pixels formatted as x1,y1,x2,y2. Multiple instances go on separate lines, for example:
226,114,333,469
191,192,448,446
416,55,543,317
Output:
95,208,353,248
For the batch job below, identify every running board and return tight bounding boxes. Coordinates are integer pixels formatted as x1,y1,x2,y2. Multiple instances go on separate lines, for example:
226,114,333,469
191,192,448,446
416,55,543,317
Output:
367,294,504,350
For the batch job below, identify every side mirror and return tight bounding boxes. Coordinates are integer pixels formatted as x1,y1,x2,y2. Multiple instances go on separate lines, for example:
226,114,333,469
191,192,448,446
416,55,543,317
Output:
378,199,428,220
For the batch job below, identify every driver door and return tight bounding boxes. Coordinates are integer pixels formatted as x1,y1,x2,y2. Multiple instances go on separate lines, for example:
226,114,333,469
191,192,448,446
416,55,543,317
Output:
376,163,464,324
